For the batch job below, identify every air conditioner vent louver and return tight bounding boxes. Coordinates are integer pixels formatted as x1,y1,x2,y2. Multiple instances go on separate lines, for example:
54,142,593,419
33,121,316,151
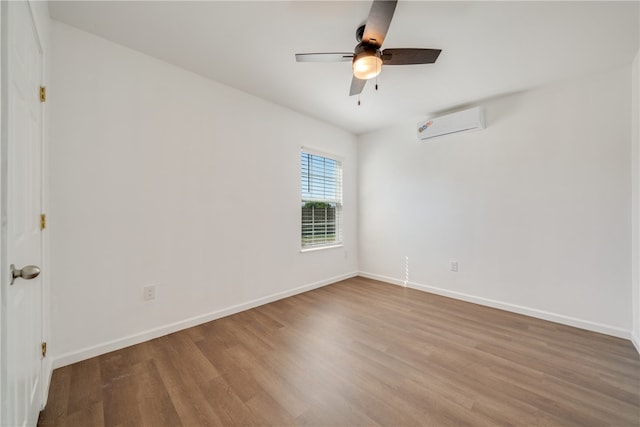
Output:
417,107,485,141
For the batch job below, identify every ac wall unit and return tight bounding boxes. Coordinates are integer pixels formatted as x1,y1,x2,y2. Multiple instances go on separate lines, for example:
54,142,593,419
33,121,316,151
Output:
417,106,485,141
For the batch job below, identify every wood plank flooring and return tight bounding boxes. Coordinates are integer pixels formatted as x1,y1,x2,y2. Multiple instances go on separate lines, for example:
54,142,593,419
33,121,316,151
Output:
38,277,640,426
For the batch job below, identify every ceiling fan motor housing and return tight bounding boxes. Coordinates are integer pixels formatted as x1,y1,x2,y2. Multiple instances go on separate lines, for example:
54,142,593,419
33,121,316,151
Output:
355,24,366,43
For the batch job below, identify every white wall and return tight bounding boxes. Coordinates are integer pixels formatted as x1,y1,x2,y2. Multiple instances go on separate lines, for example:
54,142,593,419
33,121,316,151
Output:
632,50,640,351
49,22,358,366
359,66,633,337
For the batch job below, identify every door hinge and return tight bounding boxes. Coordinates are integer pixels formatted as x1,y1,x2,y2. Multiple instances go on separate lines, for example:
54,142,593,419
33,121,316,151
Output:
40,213,46,230
41,342,47,358
40,86,46,102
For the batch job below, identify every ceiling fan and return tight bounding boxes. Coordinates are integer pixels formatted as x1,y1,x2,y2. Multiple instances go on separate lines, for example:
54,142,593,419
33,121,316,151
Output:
295,0,441,96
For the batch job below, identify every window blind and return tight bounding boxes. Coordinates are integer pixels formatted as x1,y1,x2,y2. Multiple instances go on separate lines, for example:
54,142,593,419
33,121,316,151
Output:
301,150,343,249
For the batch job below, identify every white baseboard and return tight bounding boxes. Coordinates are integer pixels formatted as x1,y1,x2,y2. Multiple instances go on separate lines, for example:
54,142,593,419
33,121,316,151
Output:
358,271,632,340
53,272,358,369
632,332,640,355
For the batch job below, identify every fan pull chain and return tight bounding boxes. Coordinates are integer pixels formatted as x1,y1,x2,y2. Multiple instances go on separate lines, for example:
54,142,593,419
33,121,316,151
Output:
375,61,379,91
357,95,361,106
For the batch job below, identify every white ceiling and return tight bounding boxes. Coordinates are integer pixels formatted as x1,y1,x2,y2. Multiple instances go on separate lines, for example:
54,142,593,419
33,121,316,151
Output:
49,1,639,135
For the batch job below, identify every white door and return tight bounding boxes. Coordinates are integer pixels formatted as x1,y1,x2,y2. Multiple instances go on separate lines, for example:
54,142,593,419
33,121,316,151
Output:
1,1,44,426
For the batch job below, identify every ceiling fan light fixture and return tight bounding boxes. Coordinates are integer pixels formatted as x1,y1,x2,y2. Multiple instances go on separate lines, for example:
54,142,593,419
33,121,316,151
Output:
352,45,382,80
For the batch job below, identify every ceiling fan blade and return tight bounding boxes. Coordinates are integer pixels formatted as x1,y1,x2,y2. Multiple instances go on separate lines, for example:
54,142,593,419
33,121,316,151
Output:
295,53,354,62
381,48,442,65
349,76,367,96
362,0,398,48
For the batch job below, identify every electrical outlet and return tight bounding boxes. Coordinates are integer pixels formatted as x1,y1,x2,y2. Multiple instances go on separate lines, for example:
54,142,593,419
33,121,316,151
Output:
449,260,459,272
143,285,156,301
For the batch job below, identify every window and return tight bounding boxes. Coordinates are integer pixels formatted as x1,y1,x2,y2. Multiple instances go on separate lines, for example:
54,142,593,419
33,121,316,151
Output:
301,150,343,249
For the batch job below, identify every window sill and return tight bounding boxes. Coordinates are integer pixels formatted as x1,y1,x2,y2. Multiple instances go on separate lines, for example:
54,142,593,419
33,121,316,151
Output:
300,243,344,253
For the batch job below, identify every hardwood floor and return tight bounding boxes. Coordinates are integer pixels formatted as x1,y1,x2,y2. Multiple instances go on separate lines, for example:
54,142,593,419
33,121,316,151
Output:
38,277,640,426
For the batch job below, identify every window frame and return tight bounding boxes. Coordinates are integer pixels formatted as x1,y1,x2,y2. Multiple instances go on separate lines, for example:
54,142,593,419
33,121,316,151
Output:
300,147,344,252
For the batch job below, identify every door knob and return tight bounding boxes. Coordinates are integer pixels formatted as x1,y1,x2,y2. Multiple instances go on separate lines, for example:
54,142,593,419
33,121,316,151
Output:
10,264,40,285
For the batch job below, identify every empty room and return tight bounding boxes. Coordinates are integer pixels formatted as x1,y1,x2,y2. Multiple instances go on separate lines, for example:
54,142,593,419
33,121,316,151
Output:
1,0,639,426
